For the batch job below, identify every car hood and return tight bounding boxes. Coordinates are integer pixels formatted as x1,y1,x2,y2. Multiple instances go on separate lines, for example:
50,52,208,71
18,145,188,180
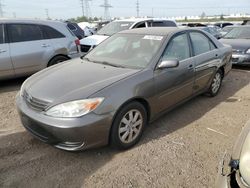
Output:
80,35,109,46
239,131,250,186
23,58,140,105
219,38,250,52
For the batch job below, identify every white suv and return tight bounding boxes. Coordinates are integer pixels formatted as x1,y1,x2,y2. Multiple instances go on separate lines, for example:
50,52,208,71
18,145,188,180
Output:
80,18,177,54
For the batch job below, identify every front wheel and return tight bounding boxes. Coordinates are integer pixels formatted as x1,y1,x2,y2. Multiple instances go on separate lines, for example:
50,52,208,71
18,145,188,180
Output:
110,102,147,150
207,70,223,97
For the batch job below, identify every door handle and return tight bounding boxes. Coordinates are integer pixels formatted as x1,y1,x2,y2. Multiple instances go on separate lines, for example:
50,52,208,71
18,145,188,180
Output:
0,49,6,53
188,64,193,70
41,44,50,47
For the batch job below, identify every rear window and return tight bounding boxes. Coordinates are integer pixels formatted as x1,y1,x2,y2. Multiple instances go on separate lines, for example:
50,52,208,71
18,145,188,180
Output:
67,23,77,31
8,24,43,43
40,25,65,39
152,21,176,27
0,24,3,44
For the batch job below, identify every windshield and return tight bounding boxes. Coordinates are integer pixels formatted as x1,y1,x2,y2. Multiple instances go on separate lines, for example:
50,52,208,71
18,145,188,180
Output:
97,21,134,36
85,34,164,69
223,27,250,39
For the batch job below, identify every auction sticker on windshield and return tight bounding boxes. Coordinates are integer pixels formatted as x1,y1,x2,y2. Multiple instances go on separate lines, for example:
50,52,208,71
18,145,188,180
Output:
143,35,163,40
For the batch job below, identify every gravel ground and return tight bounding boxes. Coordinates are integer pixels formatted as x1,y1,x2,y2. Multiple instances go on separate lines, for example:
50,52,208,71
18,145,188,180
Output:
0,68,250,188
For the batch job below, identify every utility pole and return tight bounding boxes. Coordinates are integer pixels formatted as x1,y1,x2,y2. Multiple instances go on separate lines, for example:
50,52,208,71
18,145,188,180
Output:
84,0,92,18
100,0,112,20
80,0,85,17
136,0,139,18
45,9,49,20
0,0,5,18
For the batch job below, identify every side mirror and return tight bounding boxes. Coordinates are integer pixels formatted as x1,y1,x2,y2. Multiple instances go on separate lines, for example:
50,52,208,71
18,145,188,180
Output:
157,59,179,69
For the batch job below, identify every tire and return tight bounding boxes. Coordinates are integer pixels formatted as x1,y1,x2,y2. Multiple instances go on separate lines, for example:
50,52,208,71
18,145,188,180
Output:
48,56,69,67
207,69,223,97
110,102,147,150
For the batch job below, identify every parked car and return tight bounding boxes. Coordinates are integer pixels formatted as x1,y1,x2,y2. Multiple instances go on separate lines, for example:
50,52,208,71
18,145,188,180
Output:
198,26,222,39
0,19,80,80
16,27,232,151
79,18,177,54
216,120,250,188
65,21,85,39
215,22,234,28
220,26,250,65
220,25,237,37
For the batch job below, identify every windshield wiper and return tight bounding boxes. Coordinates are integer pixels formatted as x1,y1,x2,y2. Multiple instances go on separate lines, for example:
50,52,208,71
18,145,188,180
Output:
97,61,125,68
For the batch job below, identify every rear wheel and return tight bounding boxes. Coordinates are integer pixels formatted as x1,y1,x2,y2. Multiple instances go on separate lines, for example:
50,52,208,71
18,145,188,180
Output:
207,70,223,97
48,56,69,67
110,102,147,150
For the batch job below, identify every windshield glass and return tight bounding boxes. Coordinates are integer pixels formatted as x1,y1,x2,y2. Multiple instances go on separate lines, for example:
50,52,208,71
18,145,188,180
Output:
85,34,164,69
223,27,250,39
97,21,134,36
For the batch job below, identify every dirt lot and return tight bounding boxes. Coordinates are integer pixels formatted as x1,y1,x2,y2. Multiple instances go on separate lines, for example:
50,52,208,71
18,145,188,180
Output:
0,68,250,188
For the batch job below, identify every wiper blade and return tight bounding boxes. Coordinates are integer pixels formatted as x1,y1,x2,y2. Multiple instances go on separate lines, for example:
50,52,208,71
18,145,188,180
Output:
98,61,125,68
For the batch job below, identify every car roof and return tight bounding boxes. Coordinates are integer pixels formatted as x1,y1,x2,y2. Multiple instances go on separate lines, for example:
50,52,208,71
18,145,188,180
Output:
113,18,175,23
118,27,191,36
0,18,65,25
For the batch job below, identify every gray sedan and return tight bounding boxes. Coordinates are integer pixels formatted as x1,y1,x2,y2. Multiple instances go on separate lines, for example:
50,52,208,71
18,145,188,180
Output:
16,28,232,151
220,26,250,65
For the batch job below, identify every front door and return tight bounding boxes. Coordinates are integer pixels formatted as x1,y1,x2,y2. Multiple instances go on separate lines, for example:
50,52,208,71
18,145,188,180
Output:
154,32,195,113
7,23,52,76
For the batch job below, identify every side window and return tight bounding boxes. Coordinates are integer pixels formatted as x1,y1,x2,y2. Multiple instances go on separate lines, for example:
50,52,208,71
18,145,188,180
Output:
8,24,43,43
40,25,65,39
135,22,146,28
0,24,3,44
162,33,190,61
190,32,215,55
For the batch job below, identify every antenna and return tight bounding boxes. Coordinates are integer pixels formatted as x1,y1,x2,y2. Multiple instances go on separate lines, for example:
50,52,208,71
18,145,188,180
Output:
80,0,85,17
136,0,139,17
100,0,112,20
0,0,5,18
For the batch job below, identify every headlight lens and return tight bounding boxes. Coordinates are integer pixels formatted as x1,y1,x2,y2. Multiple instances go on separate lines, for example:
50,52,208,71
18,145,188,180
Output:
246,49,250,54
45,98,104,118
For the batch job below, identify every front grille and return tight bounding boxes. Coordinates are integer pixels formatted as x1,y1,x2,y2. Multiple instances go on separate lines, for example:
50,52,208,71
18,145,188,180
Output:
23,90,50,111
80,45,91,53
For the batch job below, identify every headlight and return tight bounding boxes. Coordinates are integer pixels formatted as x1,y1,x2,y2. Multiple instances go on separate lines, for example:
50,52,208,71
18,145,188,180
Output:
246,49,250,54
45,98,104,118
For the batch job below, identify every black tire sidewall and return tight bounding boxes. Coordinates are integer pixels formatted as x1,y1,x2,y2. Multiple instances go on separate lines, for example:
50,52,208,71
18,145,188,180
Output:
110,102,147,150
48,56,69,67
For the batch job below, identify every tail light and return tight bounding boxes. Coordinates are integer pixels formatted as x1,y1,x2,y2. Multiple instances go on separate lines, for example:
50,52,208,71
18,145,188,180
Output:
75,39,80,52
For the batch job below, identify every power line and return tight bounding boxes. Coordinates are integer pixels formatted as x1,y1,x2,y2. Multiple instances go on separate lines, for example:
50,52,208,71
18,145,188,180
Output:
136,0,139,17
80,0,85,17
100,0,112,20
0,0,5,18
85,0,92,18
45,9,49,19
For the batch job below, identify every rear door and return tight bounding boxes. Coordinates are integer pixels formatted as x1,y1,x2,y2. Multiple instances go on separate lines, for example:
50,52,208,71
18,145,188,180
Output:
7,23,53,76
154,32,195,112
0,24,15,79
189,31,220,93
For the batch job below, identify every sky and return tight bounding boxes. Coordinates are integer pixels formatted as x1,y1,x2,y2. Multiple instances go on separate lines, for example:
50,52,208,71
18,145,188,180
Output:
1,0,250,20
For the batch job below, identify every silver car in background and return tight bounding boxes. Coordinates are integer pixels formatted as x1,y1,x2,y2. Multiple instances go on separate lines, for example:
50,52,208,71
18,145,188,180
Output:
0,19,80,80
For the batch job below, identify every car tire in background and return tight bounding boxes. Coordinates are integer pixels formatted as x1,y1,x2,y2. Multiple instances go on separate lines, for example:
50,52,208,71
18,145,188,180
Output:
48,55,69,67
207,69,223,97
110,102,147,150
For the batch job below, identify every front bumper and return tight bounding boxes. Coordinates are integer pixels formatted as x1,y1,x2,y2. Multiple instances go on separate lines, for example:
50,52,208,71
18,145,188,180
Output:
232,53,250,65
16,94,113,151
